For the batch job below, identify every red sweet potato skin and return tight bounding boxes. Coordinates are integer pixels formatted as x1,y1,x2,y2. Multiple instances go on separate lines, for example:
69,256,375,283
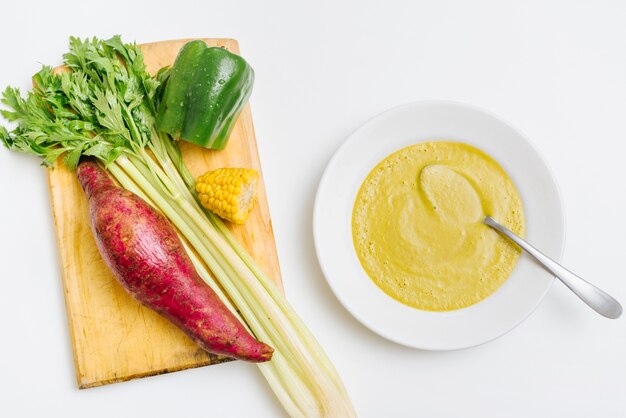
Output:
76,160,273,363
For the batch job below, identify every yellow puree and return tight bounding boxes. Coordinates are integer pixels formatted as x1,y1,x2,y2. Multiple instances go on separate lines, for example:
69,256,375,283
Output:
352,142,525,311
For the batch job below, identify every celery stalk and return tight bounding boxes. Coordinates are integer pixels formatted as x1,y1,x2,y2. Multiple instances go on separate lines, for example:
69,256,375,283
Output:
0,36,356,418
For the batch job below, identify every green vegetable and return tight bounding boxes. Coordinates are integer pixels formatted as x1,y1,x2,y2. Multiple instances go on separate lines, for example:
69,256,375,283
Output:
155,40,254,150
0,36,355,418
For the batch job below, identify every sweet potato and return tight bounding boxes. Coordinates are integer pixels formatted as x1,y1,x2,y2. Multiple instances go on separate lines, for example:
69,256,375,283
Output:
76,159,273,362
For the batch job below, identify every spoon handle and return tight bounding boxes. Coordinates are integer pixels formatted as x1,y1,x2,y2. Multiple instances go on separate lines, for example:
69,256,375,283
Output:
484,216,622,319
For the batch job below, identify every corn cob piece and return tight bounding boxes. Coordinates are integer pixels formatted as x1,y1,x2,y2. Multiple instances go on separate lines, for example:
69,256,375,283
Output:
195,168,259,224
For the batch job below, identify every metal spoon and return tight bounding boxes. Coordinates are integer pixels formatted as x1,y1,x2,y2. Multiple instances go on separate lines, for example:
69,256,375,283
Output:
484,216,622,319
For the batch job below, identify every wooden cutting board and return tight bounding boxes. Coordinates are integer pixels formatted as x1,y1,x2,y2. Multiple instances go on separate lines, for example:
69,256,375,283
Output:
47,38,282,389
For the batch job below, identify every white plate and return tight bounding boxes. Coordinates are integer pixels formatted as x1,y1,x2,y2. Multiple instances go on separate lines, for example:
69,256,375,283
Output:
313,101,564,351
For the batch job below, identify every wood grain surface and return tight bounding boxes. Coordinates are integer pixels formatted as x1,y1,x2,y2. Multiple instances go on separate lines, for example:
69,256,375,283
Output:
47,38,282,389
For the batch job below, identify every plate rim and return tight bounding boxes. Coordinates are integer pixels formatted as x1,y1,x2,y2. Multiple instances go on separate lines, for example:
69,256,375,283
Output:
313,99,566,351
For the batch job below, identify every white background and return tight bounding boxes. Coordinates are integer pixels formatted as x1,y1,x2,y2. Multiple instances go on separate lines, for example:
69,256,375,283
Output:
0,1,624,417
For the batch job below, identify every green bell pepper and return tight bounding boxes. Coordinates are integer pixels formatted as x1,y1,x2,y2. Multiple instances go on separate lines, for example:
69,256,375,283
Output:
155,40,254,150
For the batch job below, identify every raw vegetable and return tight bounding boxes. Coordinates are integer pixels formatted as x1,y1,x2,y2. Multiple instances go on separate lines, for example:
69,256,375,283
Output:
0,36,356,418
77,159,273,362
156,40,254,150
196,167,259,224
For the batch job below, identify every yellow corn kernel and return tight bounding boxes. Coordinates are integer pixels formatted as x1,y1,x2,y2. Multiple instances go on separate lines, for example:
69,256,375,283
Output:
195,167,259,224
